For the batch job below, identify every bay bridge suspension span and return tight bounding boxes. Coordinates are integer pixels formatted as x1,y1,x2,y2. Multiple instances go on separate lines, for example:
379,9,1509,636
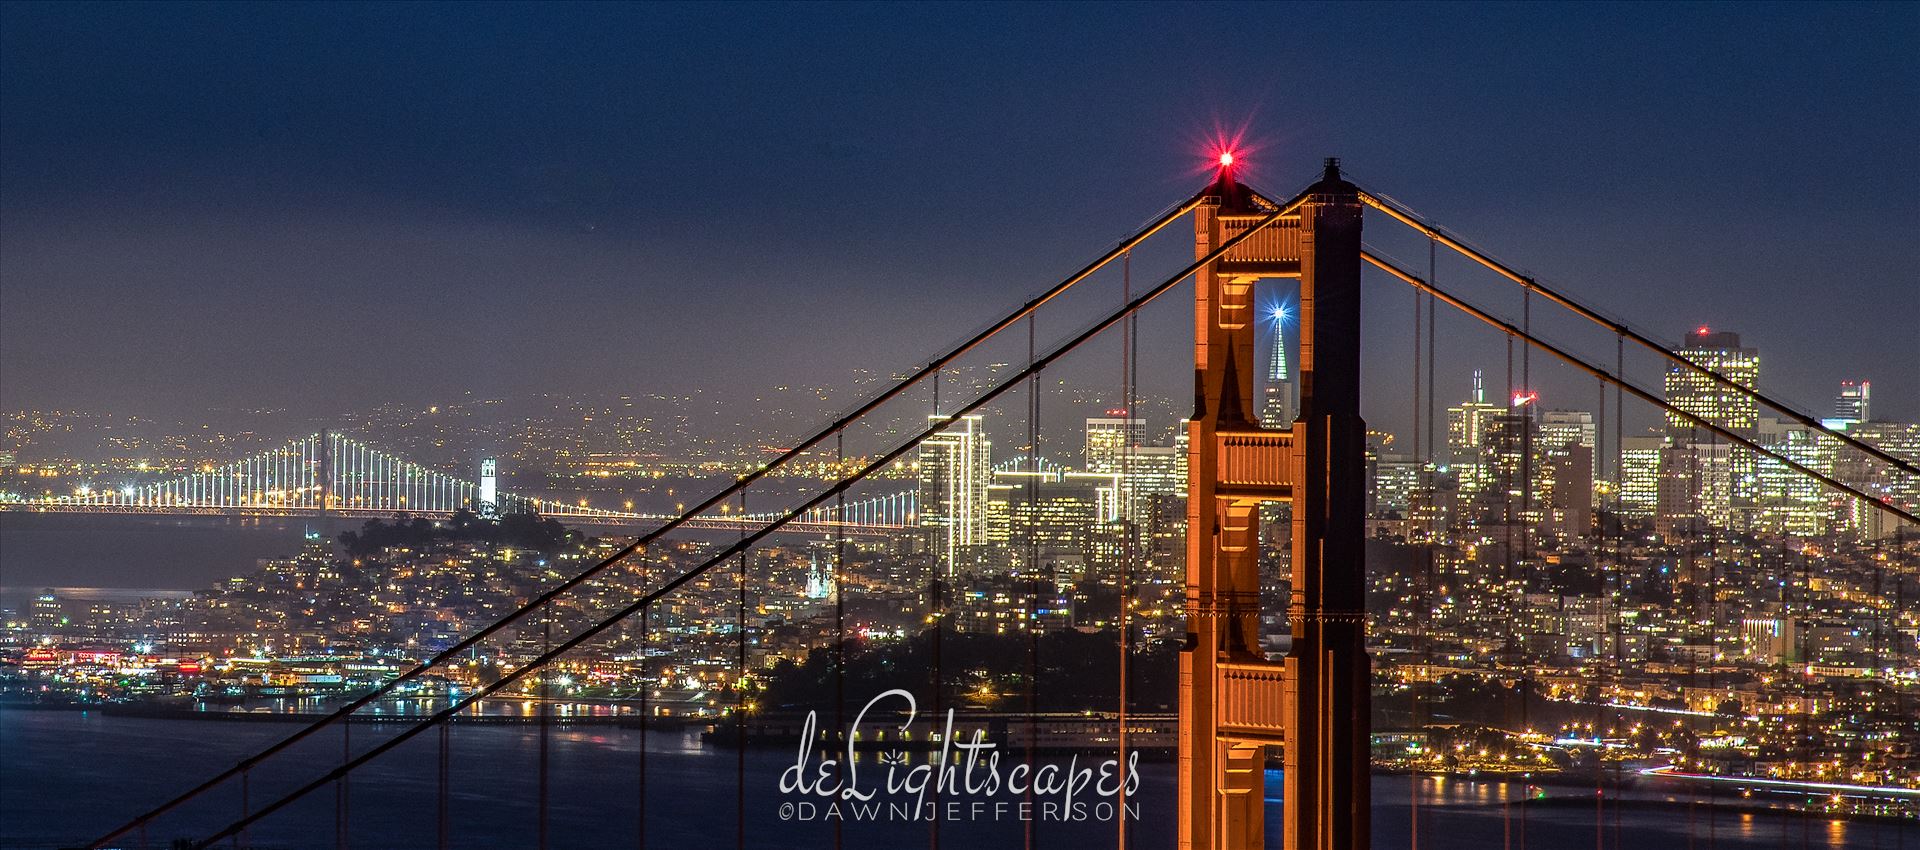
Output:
78,158,1918,850
0,431,918,537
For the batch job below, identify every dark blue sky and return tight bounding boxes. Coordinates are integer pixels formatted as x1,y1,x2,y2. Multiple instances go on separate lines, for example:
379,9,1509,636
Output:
3,2,1916,435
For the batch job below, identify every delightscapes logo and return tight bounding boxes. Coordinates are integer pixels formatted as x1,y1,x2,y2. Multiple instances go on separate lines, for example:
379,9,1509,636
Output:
777,689,1143,823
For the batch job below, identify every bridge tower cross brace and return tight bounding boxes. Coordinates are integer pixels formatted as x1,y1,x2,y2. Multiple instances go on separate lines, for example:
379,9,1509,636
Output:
1178,158,1370,850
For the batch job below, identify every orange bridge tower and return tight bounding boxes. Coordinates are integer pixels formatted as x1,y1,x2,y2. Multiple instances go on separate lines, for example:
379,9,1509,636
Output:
1178,157,1370,850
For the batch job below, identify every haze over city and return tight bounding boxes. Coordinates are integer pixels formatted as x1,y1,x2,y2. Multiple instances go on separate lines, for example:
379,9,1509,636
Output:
3,3,1915,437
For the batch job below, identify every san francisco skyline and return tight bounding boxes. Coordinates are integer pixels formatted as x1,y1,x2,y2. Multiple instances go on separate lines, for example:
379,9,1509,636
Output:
2,4,1917,850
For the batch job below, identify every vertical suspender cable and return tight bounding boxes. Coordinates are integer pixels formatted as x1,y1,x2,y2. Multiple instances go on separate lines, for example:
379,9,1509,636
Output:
1411,235,1425,850
539,617,550,850
1612,333,1625,850
1117,249,1133,850
737,490,748,850
1712,431,1728,850
1797,536,1810,849
1504,332,1515,850
238,768,248,850
929,376,944,850
437,716,450,850
638,592,650,850
337,718,350,850
1420,234,1438,850
835,433,847,850
1025,314,1040,850
1519,286,1531,850
1691,424,1705,848
1894,529,1906,850
1595,372,1607,850
1684,424,1698,849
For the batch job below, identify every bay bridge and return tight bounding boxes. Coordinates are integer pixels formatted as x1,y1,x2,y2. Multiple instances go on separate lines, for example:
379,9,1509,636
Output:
70,158,1919,850
0,431,917,537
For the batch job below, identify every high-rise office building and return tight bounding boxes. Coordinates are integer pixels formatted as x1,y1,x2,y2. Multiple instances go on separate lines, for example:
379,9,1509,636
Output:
1084,416,1146,473
985,467,1110,576
1371,456,1420,519
1539,410,1596,539
1447,370,1503,457
1657,441,1732,538
1663,327,1760,528
1547,442,1595,540
1754,419,1836,537
1261,304,1295,428
1084,415,1179,525
918,414,992,575
1480,397,1547,529
1665,327,1760,437
1837,421,1920,539
1616,436,1666,518
1539,410,1596,453
1834,381,1871,426
1123,445,1185,498
1447,370,1504,500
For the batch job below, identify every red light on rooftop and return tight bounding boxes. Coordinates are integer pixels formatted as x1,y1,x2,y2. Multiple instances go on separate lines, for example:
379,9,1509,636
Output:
1218,151,1235,168
1696,325,1710,335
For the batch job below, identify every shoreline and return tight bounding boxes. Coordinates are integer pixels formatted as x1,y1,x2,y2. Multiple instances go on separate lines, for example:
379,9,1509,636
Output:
8,702,1912,828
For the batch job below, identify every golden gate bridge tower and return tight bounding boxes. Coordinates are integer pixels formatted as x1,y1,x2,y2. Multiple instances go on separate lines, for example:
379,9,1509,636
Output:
1180,157,1370,850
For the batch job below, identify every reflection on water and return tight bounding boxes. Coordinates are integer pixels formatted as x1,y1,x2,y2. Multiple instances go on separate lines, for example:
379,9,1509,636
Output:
1,709,1911,850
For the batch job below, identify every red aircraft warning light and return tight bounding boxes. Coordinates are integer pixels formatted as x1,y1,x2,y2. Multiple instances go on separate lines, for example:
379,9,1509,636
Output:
1218,151,1235,168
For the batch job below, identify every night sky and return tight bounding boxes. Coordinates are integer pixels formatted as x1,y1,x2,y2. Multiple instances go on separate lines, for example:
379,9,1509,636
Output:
3,3,1916,438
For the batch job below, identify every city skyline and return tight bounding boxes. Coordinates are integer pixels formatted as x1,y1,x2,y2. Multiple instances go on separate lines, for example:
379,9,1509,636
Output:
2,5,1916,849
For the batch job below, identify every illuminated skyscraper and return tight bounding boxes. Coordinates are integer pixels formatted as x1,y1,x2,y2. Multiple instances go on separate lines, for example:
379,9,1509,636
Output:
1754,419,1836,537
1480,396,1546,527
1665,327,1760,437
1084,415,1146,473
1663,327,1760,529
1657,441,1732,538
987,468,1107,558
1447,370,1504,499
1539,410,1596,453
1261,302,1294,428
1370,456,1420,518
1257,304,1295,617
1541,410,1596,540
1834,381,1871,426
803,552,836,600
1616,436,1665,518
1837,421,1920,539
1084,415,1182,529
1446,370,1502,457
918,414,992,575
